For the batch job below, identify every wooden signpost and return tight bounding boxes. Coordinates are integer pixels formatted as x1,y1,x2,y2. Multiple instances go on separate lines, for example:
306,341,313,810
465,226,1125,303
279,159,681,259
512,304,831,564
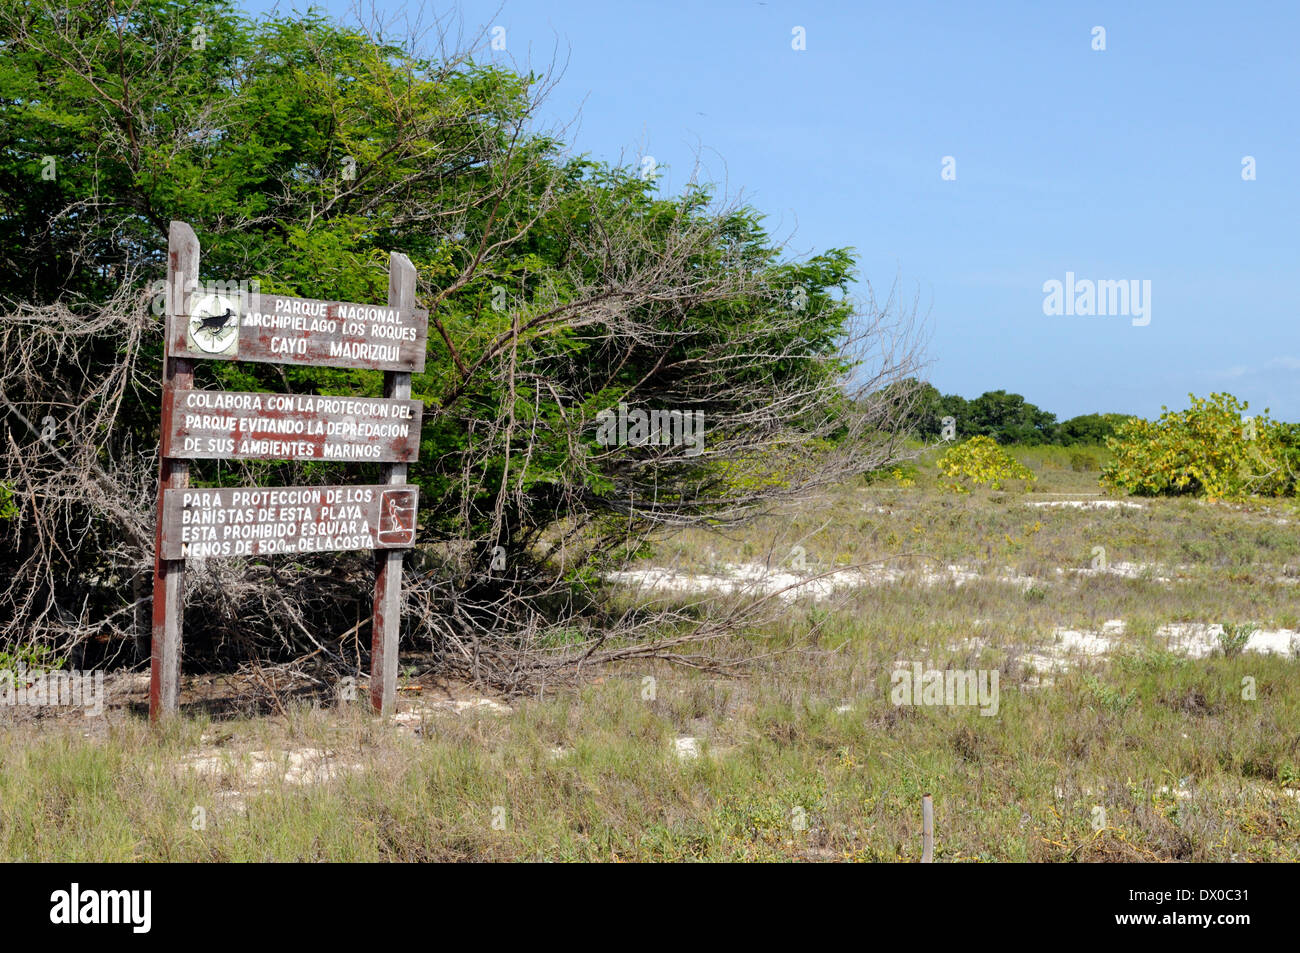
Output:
150,221,426,720
151,223,198,720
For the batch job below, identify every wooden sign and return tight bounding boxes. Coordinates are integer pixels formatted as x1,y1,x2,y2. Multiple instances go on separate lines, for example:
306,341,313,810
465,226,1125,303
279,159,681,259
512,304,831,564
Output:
162,389,423,463
159,484,418,559
168,290,428,372
151,221,426,721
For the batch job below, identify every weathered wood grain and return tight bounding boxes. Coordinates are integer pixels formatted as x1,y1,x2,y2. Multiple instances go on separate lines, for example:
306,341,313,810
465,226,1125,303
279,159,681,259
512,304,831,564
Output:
151,221,198,720
371,252,418,717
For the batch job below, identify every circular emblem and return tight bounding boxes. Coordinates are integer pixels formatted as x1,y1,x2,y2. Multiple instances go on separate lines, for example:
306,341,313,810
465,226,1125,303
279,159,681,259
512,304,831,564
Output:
187,293,239,354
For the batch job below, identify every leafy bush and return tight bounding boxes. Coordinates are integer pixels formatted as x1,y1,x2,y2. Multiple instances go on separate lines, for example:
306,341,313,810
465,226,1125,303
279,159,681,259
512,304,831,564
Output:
937,436,1036,492
1069,451,1097,472
1218,623,1256,659
1057,413,1135,446
0,643,63,674
1100,393,1298,500
865,462,918,487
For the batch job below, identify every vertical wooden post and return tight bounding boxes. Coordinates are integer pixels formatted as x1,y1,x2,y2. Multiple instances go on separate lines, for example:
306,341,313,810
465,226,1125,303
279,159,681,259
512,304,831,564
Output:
370,252,417,715
150,221,198,720
921,792,934,863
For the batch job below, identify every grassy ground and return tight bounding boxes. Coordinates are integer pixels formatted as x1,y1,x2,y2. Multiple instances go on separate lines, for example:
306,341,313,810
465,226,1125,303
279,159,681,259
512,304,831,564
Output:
2,443,1298,861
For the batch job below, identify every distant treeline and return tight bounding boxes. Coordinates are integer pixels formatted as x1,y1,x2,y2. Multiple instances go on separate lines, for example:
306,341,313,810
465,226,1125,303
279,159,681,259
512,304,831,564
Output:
902,381,1134,446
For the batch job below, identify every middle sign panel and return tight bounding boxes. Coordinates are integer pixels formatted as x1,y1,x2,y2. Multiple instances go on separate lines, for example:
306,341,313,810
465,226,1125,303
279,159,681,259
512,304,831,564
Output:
163,389,423,463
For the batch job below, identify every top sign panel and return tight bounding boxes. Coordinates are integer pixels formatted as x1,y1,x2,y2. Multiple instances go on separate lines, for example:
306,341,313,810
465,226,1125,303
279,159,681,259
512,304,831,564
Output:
170,291,428,373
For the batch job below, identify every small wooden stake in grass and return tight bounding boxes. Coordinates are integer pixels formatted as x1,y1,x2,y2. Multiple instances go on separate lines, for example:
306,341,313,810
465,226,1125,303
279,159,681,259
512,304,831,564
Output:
921,793,934,863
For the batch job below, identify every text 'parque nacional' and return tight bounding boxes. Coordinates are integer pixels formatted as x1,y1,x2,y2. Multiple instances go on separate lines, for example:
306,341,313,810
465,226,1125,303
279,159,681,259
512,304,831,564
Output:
170,291,429,371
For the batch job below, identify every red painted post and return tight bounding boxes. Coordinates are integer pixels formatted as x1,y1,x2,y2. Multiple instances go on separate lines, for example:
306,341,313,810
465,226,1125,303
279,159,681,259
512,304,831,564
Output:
370,252,417,715
150,221,198,720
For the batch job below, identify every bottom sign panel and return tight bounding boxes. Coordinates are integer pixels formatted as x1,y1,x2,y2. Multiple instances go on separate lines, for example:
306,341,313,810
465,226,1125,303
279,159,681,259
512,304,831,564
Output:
161,484,419,559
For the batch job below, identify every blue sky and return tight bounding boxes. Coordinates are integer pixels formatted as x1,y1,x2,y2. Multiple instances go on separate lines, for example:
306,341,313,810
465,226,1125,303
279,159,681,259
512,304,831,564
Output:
250,0,1300,420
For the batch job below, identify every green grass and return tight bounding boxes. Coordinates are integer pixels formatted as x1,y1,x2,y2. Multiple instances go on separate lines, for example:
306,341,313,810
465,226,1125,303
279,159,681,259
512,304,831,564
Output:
1,650,1295,861
1,445,1298,861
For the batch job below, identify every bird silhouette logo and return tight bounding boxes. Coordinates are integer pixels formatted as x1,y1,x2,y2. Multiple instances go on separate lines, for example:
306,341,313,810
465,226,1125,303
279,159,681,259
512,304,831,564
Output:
186,294,240,355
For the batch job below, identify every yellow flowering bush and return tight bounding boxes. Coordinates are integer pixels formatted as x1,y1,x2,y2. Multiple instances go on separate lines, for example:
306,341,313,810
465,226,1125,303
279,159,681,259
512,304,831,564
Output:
890,466,916,488
937,435,1035,493
1100,393,1299,500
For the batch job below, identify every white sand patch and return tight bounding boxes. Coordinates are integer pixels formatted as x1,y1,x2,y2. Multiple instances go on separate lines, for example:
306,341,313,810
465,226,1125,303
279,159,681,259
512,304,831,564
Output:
1028,500,1145,510
1056,782,1198,801
1053,785,1098,798
1018,627,1118,679
1063,561,1173,582
956,617,1296,688
673,736,700,760
1064,561,1296,586
608,561,1039,603
435,697,512,715
176,747,364,812
607,564,864,601
1155,623,1298,659
392,697,512,732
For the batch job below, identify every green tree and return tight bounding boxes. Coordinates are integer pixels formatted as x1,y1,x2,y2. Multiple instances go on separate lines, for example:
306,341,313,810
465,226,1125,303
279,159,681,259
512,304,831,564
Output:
964,390,1057,444
0,0,922,678
1057,412,1133,446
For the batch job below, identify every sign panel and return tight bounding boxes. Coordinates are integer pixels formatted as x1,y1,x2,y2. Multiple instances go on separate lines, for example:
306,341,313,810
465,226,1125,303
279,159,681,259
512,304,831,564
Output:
170,291,428,372
160,484,419,560
162,389,423,463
